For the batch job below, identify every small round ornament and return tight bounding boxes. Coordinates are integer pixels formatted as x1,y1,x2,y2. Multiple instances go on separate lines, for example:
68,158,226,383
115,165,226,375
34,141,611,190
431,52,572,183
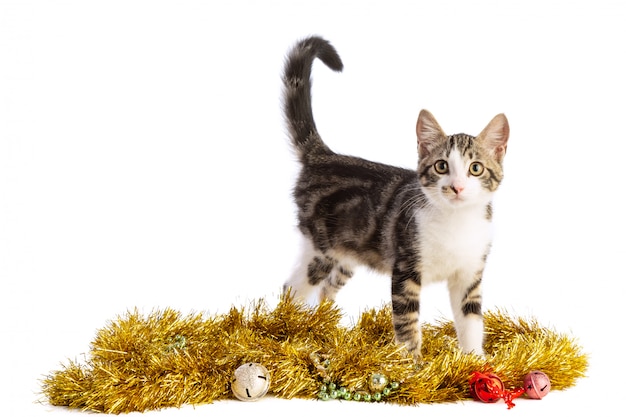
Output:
524,371,551,399
469,371,525,409
231,363,271,402
369,373,388,392
469,372,505,403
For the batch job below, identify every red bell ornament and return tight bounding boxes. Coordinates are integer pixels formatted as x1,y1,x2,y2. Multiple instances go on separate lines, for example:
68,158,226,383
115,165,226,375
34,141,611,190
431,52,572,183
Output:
469,372,505,403
469,371,525,409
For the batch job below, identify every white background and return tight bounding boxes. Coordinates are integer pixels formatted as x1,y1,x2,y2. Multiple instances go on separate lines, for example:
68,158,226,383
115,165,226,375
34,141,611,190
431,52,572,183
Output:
1,0,624,415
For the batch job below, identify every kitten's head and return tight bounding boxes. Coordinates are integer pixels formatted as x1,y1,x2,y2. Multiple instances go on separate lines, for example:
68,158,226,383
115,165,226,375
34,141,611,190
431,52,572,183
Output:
416,110,509,209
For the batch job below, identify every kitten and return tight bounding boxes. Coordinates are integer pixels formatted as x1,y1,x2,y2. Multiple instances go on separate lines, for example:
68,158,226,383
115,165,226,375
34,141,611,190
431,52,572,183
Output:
281,36,509,359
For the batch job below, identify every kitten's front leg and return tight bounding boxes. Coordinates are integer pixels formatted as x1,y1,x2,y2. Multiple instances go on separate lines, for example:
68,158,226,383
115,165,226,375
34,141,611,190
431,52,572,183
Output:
391,262,422,360
448,273,484,355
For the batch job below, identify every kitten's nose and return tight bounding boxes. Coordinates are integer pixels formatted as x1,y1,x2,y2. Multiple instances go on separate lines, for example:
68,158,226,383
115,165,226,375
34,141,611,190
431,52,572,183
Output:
451,185,464,195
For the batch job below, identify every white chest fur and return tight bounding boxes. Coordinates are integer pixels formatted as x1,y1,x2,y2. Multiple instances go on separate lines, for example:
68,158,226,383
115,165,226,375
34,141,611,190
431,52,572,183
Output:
416,205,493,284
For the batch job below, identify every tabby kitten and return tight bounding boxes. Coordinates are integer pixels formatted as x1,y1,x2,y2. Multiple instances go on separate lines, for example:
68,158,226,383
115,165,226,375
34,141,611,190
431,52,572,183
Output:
282,36,509,359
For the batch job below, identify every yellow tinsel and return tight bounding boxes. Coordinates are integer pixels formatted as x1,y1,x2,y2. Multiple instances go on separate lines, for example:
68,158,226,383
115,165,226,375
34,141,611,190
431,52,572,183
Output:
41,296,587,413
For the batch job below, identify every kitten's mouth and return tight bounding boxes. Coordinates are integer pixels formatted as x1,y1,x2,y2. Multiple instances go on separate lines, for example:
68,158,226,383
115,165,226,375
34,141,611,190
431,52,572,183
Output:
447,194,466,205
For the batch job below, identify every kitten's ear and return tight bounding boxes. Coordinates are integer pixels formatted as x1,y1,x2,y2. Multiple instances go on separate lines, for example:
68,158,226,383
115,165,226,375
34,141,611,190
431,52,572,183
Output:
416,109,446,158
477,113,509,163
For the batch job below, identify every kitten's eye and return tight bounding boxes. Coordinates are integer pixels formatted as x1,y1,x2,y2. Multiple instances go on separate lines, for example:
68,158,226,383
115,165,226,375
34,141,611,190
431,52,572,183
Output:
469,162,484,176
434,160,448,174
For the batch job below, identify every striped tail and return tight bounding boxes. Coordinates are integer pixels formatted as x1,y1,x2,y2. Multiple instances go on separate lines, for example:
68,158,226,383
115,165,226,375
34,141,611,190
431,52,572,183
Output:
282,36,343,160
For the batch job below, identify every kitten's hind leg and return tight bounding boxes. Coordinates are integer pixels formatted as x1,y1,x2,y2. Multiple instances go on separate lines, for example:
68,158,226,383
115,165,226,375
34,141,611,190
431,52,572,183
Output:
448,274,484,355
319,260,354,302
283,237,330,304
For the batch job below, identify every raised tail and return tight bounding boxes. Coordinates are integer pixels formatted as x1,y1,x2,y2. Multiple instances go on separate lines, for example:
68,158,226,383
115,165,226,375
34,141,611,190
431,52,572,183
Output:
282,36,343,160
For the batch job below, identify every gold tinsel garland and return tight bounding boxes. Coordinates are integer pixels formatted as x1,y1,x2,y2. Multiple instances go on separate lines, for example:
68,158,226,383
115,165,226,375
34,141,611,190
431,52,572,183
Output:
42,295,588,413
